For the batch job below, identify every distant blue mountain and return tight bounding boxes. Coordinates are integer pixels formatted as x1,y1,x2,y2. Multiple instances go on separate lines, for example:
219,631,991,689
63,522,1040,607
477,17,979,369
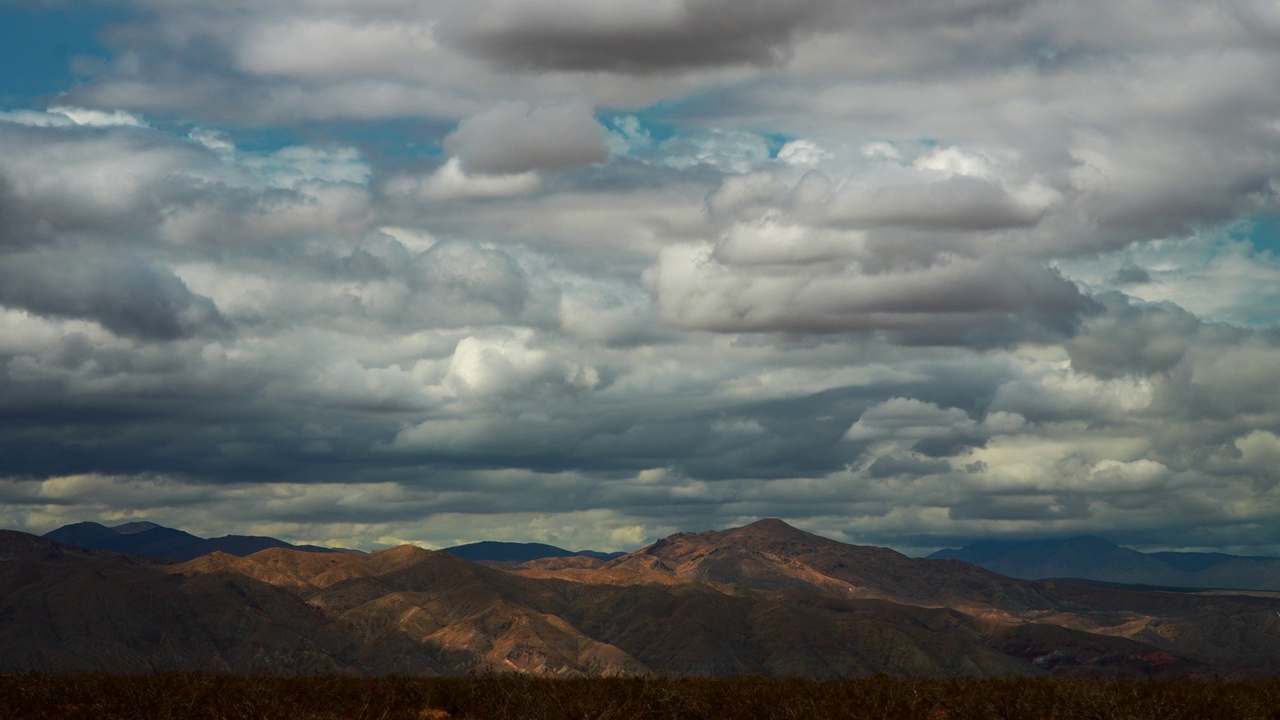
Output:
43,521,123,547
42,521,356,561
444,540,624,563
1147,551,1276,573
930,536,1280,591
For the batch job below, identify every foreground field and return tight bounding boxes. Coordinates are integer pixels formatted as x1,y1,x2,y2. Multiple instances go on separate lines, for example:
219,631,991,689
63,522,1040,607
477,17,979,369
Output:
2,673,1278,719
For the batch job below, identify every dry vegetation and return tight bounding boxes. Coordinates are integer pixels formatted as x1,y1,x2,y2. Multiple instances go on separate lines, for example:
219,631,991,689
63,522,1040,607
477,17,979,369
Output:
2,673,1278,720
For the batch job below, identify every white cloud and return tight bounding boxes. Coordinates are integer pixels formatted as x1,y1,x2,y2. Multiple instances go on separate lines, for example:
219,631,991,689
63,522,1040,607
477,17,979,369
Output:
822,146,1061,230
844,398,1027,444
48,106,150,128
1086,459,1173,492
1237,431,1280,487
713,212,863,265
444,332,553,397
0,107,149,128
776,139,829,168
844,398,976,442
389,157,541,201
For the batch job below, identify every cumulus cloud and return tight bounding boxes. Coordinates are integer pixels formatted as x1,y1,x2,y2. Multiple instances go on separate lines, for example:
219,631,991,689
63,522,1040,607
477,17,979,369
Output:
844,397,1027,457
1085,459,1173,493
776,139,829,168
656,140,1101,345
824,152,1061,231
557,282,670,346
1065,126,1280,240
3,0,1280,557
1237,431,1280,488
845,398,978,442
1063,294,1221,379
443,100,609,174
647,242,1096,345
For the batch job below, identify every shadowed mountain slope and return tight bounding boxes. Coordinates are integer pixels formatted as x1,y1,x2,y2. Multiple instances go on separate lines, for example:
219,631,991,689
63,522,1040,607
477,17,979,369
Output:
0,531,348,674
444,541,623,564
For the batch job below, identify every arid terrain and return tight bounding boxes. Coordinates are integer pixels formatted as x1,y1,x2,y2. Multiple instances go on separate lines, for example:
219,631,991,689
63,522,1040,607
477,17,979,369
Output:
4,519,1280,677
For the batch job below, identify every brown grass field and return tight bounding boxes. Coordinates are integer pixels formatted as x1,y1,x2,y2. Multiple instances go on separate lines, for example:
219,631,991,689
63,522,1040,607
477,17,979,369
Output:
2,673,1279,719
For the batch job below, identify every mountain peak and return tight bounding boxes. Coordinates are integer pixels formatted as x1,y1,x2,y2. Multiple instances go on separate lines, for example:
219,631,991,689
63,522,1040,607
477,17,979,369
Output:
742,518,797,532
1057,535,1123,551
42,522,120,547
367,544,435,569
112,521,163,535
721,518,827,544
632,519,844,559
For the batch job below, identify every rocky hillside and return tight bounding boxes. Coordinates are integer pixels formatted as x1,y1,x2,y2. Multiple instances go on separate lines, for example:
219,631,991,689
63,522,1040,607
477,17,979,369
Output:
5,521,1280,677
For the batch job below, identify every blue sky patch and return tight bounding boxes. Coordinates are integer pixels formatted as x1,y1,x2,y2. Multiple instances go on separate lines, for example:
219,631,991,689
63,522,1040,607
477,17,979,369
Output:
0,3,133,104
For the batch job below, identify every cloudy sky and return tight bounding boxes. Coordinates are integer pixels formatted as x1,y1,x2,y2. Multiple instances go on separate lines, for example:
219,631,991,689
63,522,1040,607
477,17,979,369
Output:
1,0,1279,555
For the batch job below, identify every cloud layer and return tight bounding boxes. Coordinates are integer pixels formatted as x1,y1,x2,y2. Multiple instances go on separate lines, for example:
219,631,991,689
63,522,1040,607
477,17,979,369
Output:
0,0,1279,556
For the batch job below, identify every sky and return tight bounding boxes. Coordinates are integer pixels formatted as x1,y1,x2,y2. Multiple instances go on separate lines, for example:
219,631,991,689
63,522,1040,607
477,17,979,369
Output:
1,0,1279,556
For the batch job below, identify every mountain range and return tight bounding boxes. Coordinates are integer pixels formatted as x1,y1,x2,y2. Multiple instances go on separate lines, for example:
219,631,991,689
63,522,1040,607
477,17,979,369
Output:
441,541,624,564
5,519,1280,678
930,536,1280,591
41,521,355,561
40,521,620,564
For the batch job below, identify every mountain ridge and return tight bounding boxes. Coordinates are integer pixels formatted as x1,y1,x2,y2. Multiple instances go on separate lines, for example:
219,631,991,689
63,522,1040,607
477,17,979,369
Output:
41,520,357,561
6,520,1280,678
41,520,624,565
931,536,1280,591
444,540,624,564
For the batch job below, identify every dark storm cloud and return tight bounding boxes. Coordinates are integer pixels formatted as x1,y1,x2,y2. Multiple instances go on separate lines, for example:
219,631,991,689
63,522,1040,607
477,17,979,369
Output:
439,0,838,74
1111,264,1152,285
439,0,1041,75
866,454,951,478
1063,293,1239,380
0,253,227,341
949,494,1090,522
0,177,44,251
